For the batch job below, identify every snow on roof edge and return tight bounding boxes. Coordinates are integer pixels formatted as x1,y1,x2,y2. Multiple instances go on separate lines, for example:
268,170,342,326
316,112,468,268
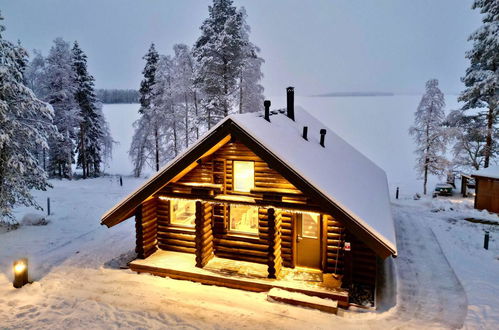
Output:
473,165,499,180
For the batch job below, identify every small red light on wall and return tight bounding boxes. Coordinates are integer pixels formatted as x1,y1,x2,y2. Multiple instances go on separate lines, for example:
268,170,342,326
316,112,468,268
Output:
13,258,29,288
344,242,351,251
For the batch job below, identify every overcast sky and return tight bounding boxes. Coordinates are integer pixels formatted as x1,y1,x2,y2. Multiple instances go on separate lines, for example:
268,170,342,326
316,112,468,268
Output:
1,0,482,96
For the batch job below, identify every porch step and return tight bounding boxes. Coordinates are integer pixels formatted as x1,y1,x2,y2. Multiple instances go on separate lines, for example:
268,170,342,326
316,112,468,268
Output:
267,288,339,314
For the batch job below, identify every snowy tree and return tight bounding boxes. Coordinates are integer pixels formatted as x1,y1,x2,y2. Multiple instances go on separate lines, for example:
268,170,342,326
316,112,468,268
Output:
24,49,47,98
130,55,175,175
173,44,198,146
237,7,264,114
0,12,57,223
139,43,159,114
459,0,499,168
43,37,79,178
193,0,246,128
72,41,112,178
445,110,498,170
409,79,448,195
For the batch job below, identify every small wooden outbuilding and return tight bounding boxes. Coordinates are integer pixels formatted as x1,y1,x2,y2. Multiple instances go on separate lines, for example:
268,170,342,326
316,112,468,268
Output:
472,166,499,213
102,88,397,308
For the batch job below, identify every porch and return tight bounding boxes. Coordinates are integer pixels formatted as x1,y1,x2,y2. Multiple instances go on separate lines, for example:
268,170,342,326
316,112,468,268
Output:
129,249,349,308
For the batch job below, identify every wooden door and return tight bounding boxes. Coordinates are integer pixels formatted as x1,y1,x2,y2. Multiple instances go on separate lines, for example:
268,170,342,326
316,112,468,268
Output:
296,213,321,269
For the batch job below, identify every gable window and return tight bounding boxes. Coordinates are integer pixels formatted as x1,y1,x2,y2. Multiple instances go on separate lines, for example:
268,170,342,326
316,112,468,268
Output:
229,205,258,235
233,161,254,193
170,200,196,227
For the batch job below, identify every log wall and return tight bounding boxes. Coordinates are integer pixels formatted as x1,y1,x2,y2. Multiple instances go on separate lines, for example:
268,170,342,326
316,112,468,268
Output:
324,214,345,275
135,198,158,259
156,198,196,254
174,141,306,200
267,208,283,278
347,234,377,287
195,201,214,267
281,211,294,268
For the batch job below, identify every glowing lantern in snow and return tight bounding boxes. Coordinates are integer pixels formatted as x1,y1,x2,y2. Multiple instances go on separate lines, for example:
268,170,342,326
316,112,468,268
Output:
13,258,29,288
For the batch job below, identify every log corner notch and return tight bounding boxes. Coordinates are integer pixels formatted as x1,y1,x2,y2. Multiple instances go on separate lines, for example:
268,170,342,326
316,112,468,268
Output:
135,198,158,259
267,208,283,279
195,201,214,268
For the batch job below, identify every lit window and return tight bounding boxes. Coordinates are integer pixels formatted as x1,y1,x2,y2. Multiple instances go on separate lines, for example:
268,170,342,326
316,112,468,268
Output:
233,161,254,193
301,213,320,239
230,205,258,235
170,200,196,227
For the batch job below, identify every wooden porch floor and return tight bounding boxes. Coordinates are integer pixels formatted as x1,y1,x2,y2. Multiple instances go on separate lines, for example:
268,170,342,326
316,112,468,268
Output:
129,250,349,308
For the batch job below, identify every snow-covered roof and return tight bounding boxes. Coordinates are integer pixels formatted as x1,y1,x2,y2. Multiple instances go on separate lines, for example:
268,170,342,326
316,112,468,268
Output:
102,106,397,257
473,166,499,180
229,107,397,255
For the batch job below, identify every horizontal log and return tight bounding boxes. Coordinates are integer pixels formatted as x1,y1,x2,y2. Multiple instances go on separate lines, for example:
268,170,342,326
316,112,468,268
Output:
327,246,342,253
214,238,268,251
327,233,343,239
196,235,214,248
158,232,195,241
142,231,157,243
142,239,157,252
162,239,196,248
196,251,214,267
196,230,212,242
141,217,156,229
141,207,156,220
157,225,196,235
159,245,195,254
216,246,268,258
215,251,267,264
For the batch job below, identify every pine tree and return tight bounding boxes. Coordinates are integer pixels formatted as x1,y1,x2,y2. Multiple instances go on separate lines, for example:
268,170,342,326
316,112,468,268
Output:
409,79,448,195
44,38,79,178
72,41,112,178
0,12,57,223
130,55,175,175
459,0,499,168
193,0,246,129
237,7,264,114
139,43,159,114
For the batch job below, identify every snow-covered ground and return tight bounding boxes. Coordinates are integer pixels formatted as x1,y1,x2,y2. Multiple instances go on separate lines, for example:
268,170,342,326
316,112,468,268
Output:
1,95,498,328
1,178,498,329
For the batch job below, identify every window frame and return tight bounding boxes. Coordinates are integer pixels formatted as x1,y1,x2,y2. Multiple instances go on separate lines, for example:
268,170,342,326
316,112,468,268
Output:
232,160,255,194
227,204,260,237
169,199,196,229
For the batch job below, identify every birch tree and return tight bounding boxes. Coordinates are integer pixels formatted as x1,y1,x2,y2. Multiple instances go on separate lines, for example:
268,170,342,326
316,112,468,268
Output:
409,79,448,195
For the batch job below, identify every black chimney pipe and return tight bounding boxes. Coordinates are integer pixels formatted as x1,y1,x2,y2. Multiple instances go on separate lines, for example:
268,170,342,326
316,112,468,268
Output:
286,87,295,121
320,129,327,147
264,100,271,122
302,126,308,140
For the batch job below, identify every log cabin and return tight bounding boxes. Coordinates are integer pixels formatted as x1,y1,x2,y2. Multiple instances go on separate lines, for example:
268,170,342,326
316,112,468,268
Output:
472,166,499,213
102,88,397,308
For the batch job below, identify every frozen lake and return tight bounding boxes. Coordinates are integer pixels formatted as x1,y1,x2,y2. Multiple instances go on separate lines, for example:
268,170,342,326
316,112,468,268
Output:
102,94,461,197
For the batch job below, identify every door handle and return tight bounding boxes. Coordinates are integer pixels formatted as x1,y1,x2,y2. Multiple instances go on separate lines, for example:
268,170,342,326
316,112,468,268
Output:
296,235,303,243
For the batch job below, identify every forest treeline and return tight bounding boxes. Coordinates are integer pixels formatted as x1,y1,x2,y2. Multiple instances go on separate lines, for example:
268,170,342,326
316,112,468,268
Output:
96,89,139,104
129,0,264,176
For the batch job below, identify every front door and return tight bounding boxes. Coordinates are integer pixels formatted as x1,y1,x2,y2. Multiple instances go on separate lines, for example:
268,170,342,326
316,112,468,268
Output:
296,213,321,269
